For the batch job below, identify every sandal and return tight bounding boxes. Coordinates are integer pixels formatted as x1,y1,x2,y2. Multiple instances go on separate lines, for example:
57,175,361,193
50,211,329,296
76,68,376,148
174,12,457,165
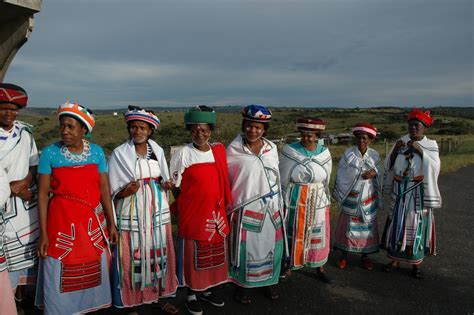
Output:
264,285,279,301
154,301,180,315
361,257,374,271
337,257,348,269
412,266,424,279
234,292,252,305
383,261,398,273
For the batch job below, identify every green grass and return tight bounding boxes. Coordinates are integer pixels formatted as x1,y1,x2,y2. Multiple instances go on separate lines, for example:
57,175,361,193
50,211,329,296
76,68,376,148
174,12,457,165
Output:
19,107,474,176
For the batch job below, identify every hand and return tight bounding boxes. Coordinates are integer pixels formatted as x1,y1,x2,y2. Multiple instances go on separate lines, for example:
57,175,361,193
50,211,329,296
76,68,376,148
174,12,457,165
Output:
160,179,175,191
10,179,29,196
395,139,405,151
361,169,376,180
16,188,32,201
108,224,118,245
118,181,140,198
37,234,49,258
407,140,422,156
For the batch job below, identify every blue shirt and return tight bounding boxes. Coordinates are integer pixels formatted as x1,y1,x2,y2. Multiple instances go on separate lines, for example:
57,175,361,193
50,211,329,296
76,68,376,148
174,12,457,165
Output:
289,141,326,157
38,141,107,174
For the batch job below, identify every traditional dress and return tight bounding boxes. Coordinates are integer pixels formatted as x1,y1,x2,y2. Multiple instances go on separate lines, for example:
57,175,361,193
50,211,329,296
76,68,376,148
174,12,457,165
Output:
227,135,285,287
382,134,441,264
170,142,231,291
0,120,39,288
0,167,16,314
108,139,178,307
35,140,112,314
279,141,332,269
333,146,381,254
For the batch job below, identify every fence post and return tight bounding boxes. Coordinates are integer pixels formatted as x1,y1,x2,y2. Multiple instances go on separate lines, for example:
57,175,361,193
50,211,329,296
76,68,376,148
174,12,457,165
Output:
448,140,452,153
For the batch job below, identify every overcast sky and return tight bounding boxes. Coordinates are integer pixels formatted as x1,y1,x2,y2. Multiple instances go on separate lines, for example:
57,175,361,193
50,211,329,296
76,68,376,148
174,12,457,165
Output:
5,0,473,109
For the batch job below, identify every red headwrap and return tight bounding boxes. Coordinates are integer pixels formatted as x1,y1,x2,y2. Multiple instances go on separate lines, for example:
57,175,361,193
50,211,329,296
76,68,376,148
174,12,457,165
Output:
0,83,28,108
352,122,377,139
407,108,433,127
296,117,326,132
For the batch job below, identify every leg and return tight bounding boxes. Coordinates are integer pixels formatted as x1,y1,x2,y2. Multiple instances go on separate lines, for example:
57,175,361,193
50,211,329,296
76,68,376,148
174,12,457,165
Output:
361,254,374,271
337,250,348,269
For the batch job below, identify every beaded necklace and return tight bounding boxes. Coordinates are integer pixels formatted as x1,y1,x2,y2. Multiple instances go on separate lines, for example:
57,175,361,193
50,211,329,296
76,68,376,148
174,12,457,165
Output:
136,143,152,160
60,139,91,162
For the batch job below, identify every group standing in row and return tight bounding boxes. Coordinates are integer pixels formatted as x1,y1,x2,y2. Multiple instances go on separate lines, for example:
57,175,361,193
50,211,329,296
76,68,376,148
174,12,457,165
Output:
0,82,442,315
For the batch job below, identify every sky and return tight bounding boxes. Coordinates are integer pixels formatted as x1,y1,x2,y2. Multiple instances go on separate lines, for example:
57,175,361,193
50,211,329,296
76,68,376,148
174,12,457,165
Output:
5,0,474,109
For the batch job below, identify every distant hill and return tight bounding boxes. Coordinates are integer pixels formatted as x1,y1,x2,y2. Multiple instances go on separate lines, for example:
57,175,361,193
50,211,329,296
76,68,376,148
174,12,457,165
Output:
22,106,473,118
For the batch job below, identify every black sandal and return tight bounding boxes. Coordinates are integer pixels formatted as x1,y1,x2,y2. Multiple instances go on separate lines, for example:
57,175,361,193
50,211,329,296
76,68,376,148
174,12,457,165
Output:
383,261,398,272
234,292,252,305
412,266,424,279
264,286,279,301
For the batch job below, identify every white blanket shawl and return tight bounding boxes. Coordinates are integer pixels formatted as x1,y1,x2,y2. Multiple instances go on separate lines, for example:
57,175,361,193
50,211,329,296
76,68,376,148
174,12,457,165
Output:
384,134,441,208
333,146,382,208
279,144,332,207
226,134,282,213
108,139,169,197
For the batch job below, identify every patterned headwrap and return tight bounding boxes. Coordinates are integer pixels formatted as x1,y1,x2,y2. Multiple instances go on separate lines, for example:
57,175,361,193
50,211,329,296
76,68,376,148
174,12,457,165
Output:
57,101,95,133
296,117,326,132
352,122,377,139
124,105,160,129
241,104,272,122
0,83,28,108
184,105,216,125
407,108,433,127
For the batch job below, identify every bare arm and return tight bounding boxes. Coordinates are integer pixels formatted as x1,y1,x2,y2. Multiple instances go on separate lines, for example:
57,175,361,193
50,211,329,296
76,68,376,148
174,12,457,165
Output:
10,165,37,201
99,173,118,245
37,173,50,258
389,140,405,170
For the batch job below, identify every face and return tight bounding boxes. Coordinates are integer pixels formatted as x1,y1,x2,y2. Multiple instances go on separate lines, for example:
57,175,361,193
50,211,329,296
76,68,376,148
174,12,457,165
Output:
0,103,19,129
408,120,425,139
129,120,152,144
244,121,265,143
300,131,318,148
59,116,87,147
354,132,372,152
190,124,211,147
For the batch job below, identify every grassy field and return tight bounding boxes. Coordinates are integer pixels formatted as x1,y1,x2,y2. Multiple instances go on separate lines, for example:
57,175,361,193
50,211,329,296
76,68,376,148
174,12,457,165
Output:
19,107,474,175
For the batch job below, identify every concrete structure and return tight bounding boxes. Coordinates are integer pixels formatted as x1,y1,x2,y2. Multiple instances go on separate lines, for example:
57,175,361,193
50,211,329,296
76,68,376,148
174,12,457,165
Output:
0,0,42,81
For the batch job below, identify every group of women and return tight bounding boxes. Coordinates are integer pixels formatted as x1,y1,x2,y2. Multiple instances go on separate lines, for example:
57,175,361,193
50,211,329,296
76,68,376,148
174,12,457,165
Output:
0,82,442,315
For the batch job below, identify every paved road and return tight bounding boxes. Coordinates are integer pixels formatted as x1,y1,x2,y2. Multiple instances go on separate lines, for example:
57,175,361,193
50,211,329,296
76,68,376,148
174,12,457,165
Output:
24,165,474,314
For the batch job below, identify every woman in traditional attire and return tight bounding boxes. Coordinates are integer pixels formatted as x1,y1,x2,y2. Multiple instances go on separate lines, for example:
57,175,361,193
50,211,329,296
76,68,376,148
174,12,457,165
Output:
382,108,441,279
279,117,333,283
108,106,178,314
0,83,39,301
35,102,118,314
333,122,381,270
0,167,16,314
169,105,231,315
227,104,285,304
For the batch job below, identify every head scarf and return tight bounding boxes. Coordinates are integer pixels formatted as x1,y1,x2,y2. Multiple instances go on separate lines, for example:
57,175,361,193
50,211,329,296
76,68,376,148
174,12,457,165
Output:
57,101,95,133
296,117,326,132
124,105,160,129
241,104,272,122
184,105,216,125
407,108,433,127
0,83,28,108
352,122,377,139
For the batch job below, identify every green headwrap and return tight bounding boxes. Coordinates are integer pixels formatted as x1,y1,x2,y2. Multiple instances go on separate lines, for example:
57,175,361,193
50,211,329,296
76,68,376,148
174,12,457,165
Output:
184,107,216,125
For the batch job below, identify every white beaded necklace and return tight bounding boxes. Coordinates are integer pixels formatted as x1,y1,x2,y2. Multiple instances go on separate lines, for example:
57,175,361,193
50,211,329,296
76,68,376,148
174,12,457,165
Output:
60,139,91,162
